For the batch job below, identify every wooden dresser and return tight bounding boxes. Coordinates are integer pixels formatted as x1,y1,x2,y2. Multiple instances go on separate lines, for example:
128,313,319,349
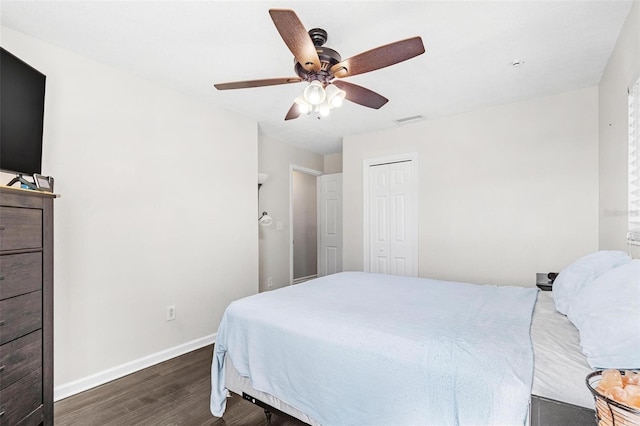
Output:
0,186,55,426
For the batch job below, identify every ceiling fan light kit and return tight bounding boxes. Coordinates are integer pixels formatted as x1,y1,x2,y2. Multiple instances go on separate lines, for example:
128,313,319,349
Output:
325,84,346,108
294,82,347,118
214,8,426,121
304,80,326,105
294,95,313,114
316,100,331,117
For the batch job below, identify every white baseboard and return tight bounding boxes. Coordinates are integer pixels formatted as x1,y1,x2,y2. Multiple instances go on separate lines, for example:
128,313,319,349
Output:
292,274,317,284
54,333,216,402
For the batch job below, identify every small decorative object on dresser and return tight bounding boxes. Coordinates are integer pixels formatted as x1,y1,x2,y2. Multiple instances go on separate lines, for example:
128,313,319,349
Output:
33,174,54,193
536,272,557,291
0,186,56,425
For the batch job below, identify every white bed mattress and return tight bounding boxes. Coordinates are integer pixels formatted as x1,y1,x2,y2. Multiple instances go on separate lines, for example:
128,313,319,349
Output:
223,289,595,423
530,291,594,408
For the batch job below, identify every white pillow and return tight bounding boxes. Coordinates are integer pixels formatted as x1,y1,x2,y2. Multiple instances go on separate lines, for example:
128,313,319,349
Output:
552,250,631,315
565,259,640,369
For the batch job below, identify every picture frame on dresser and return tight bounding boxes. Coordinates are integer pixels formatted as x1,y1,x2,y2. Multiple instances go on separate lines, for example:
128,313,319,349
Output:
0,186,56,426
33,174,54,193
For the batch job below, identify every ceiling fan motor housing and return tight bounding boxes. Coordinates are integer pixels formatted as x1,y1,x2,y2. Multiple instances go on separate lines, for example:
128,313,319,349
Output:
308,28,328,46
294,29,342,85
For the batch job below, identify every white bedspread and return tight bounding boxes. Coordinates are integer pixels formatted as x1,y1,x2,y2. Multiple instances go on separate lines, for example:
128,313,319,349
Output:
210,272,539,425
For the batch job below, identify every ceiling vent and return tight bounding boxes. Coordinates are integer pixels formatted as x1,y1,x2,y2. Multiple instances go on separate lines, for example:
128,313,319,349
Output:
394,115,425,126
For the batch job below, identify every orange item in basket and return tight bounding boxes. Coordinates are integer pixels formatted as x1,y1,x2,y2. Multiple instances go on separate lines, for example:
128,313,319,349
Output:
611,386,631,403
598,369,624,392
623,371,640,386
596,370,640,410
626,385,640,409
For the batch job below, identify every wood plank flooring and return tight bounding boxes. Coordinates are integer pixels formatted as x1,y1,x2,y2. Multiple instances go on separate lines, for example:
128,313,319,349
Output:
54,345,306,426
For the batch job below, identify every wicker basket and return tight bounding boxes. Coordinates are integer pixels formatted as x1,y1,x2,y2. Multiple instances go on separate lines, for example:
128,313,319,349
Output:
586,371,640,426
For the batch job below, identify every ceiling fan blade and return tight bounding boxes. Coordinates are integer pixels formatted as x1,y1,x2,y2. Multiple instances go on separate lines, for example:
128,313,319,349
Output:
331,36,425,78
269,9,320,72
333,80,388,109
214,77,302,90
285,103,302,121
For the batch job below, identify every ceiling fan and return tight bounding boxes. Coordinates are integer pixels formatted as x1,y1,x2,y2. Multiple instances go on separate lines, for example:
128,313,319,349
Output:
214,9,425,120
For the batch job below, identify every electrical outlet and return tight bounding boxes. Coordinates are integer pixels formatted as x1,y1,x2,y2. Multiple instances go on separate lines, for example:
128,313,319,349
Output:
166,305,176,321
267,277,273,288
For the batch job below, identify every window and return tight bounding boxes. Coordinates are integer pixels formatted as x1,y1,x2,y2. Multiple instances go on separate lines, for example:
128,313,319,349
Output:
629,76,640,244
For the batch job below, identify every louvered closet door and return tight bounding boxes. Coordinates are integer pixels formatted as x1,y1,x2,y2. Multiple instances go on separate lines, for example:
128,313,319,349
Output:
368,160,416,276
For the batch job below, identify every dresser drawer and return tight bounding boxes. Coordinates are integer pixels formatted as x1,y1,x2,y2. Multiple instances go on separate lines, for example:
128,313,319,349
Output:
0,253,42,301
0,330,42,391
0,207,42,252
0,292,42,345
0,368,42,425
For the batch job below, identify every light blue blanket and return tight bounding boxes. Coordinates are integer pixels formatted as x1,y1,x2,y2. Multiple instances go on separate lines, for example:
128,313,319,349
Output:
211,272,538,425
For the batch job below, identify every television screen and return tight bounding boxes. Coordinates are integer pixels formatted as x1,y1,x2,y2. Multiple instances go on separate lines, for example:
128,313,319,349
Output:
0,47,46,176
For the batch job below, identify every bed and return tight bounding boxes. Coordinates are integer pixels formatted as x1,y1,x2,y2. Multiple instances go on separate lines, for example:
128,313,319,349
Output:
210,270,607,425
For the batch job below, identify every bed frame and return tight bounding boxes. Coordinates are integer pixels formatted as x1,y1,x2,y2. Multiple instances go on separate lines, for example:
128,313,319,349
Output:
239,392,300,425
237,390,596,426
529,395,596,426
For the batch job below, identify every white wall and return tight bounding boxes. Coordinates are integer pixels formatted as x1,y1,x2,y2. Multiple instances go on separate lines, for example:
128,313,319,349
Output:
344,87,599,286
324,153,343,174
1,27,258,391
599,0,640,258
258,135,323,291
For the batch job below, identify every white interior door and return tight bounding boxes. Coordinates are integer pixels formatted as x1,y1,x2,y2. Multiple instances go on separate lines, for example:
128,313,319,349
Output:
318,173,343,276
367,160,417,276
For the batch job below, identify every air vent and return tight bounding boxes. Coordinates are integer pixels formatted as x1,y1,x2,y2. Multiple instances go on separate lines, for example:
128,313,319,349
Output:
394,115,425,125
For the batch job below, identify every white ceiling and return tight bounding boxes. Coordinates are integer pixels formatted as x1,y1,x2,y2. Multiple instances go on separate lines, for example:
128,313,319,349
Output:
1,1,633,155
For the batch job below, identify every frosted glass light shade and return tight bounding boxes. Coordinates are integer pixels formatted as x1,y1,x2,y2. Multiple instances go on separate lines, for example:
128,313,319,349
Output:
294,96,312,114
316,101,331,117
303,81,326,105
325,84,346,108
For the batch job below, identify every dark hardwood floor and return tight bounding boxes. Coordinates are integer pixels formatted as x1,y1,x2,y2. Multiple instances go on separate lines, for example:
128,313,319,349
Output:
54,345,306,426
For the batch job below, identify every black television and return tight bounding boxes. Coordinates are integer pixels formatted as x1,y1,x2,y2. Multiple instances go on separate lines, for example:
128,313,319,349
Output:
0,47,46,179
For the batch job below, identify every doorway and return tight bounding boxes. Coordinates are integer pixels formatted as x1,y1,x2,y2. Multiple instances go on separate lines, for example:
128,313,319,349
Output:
290,166,322,284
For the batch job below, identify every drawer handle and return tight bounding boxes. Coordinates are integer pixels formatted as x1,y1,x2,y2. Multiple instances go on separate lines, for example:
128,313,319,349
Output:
0,365,4,372
0,225,5,231
0,275,4,281
0,409,4,417
0,320,4,326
